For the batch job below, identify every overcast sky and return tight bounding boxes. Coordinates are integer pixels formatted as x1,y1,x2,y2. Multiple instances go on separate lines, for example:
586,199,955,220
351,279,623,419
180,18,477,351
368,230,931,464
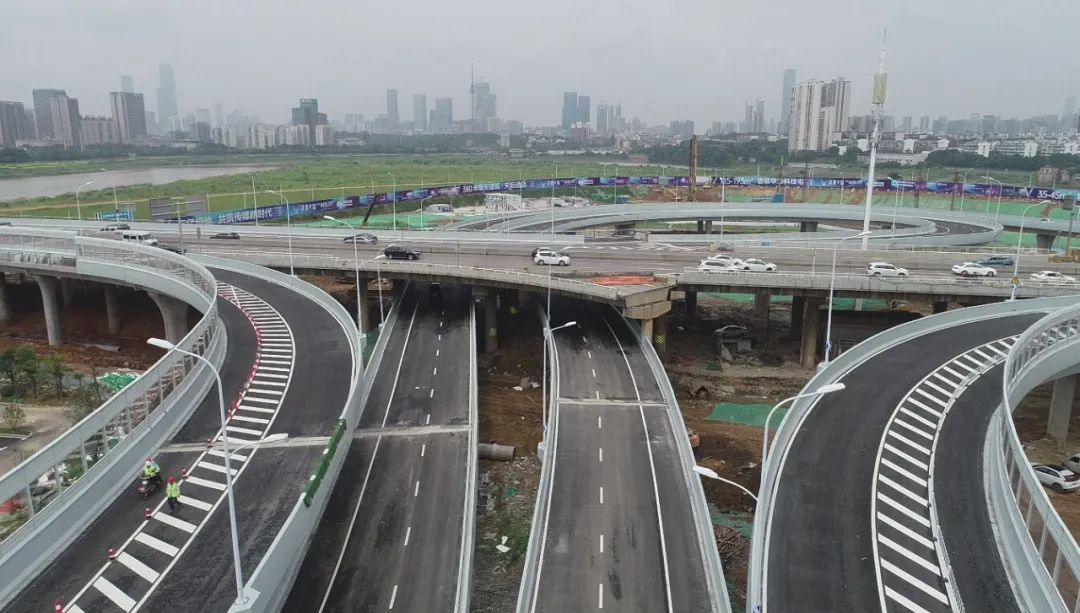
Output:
4,0,1078,128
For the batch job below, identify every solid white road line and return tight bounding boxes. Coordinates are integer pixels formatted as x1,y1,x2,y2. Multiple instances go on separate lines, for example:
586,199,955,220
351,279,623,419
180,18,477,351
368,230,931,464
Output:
258,366,290,373
93,576,136,611
179,494,213,512
117,551,160,582
154,511,197,534
242,396,278,405
879,475,929,507
185,475,226,491
254,373,289,380
877,493,932,529
389,584,399,609
877,513,934,550
884,585,935,613
880,559,949,605
252,379,287,387
404,526,412,547
879,534,942,576
134,532,179,556
600,534,604,553
881,458,927,487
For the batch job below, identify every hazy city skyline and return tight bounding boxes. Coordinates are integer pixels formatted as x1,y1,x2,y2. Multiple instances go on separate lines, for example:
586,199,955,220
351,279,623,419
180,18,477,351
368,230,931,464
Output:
3,1,1079,128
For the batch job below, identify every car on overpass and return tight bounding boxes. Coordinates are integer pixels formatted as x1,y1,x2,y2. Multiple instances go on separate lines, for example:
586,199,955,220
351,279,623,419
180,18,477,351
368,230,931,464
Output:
210,232,240,240
534,249,570,266
344,232,378,244
382,243,420,260
866,262,909,277
1032,463,1080,492
739,258,778,272
951,262,997,277
976,254,1015,268
1031,270,1077,284
697,260,739,273
704,254,743,267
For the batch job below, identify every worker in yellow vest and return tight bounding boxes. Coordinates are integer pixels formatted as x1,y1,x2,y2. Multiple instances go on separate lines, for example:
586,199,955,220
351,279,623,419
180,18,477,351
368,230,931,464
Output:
166,476,181,513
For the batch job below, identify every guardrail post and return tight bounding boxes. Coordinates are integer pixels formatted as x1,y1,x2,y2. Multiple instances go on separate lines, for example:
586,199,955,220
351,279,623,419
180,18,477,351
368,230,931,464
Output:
23,485,34,519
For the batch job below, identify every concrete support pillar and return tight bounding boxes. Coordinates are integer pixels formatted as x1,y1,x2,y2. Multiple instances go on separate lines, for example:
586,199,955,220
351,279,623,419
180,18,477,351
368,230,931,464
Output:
800,298,823,369
1048,375,1079,445
654,314,669,354
34,276,61,346
696,220,704,233
0,274,9,326
104,285,121,336
640,317,654,346
149,292,189,344
357,278,371,333
932,301,948,314
684,290,697,321
789,296,806,340
754,293,771,346
484,294,498,353
518,289,533,307
704,220,713,235
800,221,819,233
1036,233,1055,251
60,278,73,308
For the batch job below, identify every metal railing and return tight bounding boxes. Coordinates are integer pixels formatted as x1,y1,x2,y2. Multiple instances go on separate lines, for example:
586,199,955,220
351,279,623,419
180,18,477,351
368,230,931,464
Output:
0,229,221,603
990,303,1080,612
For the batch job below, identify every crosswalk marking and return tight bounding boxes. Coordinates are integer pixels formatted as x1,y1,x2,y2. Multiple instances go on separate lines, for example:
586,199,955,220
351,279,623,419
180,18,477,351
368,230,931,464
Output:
237,404,276,413
899,407,938,431
251,379,287,387
253,372,288,380
914,388,947,408
179,494,213,512
881,458,928,487
905,397,941,418
154,510,197,533
206,448,248,462
231,414,270,424
226,425,264,437
185,475,226,491
134,532,179,556
242,396,277,404
246,388,282,397
880,559,949,605
198,460,239,476
93,576,136,611
117,551,160,582
258,366,290,373
892,418,934,442
888,429,932,454
922,379,955,399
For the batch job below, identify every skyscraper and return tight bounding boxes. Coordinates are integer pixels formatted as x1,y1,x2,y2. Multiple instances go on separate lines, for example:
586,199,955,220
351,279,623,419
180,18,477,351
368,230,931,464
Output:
431,97,453,133
157,64,178,128
472,81,496,129
1064,97,1077,129
0,101,27,146
110,91,147,144
787,78,851,152
753,99,765,133
743,102,753,133
900,116,912,132
596,103,612,135
386,89,399,127
32,88,66,139
121,75,134,93
562,92,578,130
413,94,428,131
576,95,591,126
779,69,796,134
49,94,81,148
214,103,223,129
919,115,930,132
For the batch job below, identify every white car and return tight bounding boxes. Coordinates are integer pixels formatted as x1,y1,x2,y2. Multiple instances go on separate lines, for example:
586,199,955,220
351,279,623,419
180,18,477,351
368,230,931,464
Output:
534,249,569,266
866,262,908,277
1033,464,1080,492
704,254,743,267
1031,271,1077,284
951,262,997,277
1065,454,1080,474
739,258,777,272
697,259,739,273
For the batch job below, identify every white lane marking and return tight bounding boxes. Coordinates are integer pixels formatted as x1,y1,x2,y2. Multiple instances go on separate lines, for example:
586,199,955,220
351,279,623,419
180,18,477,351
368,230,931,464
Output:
438,334,441,341
93,576,136,611
429,388,434,398
914,388,947,408
242,396,278,405
425,413,431,425
880,559,949,605
591,369,597,378
931,372,958,387
595,390,600,399
879,534,942,576
598,448,603,463
197,460,239,476
403,526,412,548
117,551,160,582
597,416,602,429
230,414,270,425
436,349,440,357
237,405,275,414
226,425,264,437
420,443,426,457
883,444,929,472
881,458,927,487
884,585,935,613
599,486,604,504
389,584,399,609
154,511,197,534
878,475,928,507
246,386,283,396
905,397,941,419
179,495,213,512
898,407,937,431
253,373,289,380
259,359,292,366
185,475,226,491
588,351,592,359
877,513,934,550
68,604,87,613
598,583,604,609
948,359,977,374
258,366,290,373
888,429,932,454
223,435,258,445
414,480,420,497
134,532,178,556
433,367,438,376
922,380,954,399
940,366,966,380
877,493,932,529
971,348,995,363
600,534,604,553
260,348,293,355
206,448,248,462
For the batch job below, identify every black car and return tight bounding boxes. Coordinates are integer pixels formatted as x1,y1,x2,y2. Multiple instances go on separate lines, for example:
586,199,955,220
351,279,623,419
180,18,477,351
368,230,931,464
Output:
210,232,240,239
383,243,420,260
157,244,186,255
977,255,1015,268
344,232,378,244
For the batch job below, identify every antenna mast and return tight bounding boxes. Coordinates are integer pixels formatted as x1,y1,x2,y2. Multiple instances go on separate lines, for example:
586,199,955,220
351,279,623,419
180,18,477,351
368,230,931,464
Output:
862,28,888,249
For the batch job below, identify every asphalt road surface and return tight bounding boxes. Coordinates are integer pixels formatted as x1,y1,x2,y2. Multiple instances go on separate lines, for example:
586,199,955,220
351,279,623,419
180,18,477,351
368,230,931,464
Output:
284,283,474,613
765,314,1042,613
528,298,710,612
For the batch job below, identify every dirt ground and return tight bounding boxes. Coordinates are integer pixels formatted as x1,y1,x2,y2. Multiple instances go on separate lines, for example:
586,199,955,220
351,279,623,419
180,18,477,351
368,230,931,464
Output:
1013,383,1080,543
0,404,68,474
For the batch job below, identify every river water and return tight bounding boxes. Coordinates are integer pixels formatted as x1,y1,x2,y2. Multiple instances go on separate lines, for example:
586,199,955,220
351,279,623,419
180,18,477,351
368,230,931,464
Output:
0,164,278,202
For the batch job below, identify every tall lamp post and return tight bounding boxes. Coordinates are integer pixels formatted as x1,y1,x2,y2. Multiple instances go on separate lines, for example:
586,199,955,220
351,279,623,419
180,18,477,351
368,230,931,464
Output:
324,216,364,336
145,338,290,607
386,173,397,231
692,465,758,503
761,383,846,470
249,173,260,226
266,190,294,276
541,320,577,441
74,181,94,222
982,176,1004,225
823,231,871,365
1010,201,1049,301
100,169,119,214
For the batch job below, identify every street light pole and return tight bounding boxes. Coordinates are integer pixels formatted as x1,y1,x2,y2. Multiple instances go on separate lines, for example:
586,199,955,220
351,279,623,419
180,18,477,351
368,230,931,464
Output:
74,181,94,222
387,173,397,231
541,320,577,441
266,190,294,276
249,173,259,226
983,176,1003,225
418,196,431,231
761,383,846,468
1011,201,1048,301
692,466,758,503
824,231,871,365
145,338,249,607
324,216,364,335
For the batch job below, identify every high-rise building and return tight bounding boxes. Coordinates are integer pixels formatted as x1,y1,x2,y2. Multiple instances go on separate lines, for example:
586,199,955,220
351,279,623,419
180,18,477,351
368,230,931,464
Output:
386,89,399,127
779,69,796,134
933,116,948,134
562,92,578,130
596,103,613,136
0,101,27,146
32,88,66,139
1064,97,1077,125
743,102,753,133
787,78,851,152
981,115,998,134
472,81,497,130
344,114,365,133
121,75,134,93
576,95,591,126
882,115,895,132
110,91,147,144
49,94,82,148
214,103,223,129
80,116,119,146
670,120,695,138
753,99,765,133
195,108,211,126
919,115,930,132
431,97,453,133
413,94,427,131
899,116,912,132
291,98,324,137
157,64,178,128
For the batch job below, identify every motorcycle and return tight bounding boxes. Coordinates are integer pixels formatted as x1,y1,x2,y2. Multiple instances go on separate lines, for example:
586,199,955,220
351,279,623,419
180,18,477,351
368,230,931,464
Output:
138,474,162,499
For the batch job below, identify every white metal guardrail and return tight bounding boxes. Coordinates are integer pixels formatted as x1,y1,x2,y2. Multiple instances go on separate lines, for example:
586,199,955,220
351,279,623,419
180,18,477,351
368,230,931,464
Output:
454,298,479,612
987,303,1080,613
747,296,1080,613
0,228,222,605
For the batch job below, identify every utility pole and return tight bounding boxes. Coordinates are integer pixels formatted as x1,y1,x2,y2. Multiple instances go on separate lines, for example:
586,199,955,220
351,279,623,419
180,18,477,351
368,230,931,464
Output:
862,29,888,250
689,135,698,202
